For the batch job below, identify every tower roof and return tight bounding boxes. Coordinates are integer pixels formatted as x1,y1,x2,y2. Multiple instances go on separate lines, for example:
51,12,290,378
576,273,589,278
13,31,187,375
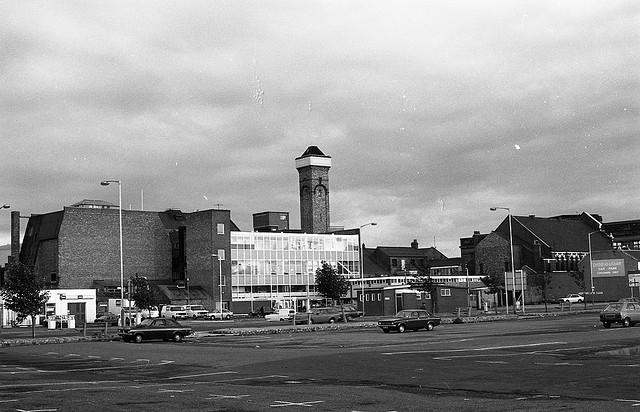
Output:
296,146,331,160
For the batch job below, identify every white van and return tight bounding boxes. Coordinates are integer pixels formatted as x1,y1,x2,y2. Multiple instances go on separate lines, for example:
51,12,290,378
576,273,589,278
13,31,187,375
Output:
184,304,208,319
162,305,188,320
265,308,295,322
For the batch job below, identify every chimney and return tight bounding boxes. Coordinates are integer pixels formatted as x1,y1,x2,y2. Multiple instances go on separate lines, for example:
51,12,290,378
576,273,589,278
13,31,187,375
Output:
411,239,419,249
10,211,20,262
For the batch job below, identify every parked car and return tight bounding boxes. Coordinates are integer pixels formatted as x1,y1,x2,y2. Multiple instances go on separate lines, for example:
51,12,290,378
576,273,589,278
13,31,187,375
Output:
265,308,295,322
560,294,584,304
205,308,234,320
330,304,363,320
600,301,640,328
184,304,209,319
377,309,441,333
293,307,343,324
118,318,192,343
161,305,188,320
95,312,119,326
618,297,640,303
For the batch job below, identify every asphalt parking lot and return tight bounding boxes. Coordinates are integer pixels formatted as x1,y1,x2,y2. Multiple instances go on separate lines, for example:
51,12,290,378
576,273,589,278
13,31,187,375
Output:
1,309,639,411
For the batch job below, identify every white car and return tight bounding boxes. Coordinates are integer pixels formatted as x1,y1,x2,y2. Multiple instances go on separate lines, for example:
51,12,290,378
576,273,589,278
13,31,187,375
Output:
205,309,234,320
184,304,209,319
161,305,188,319
560,294,584,304
265,308,295,322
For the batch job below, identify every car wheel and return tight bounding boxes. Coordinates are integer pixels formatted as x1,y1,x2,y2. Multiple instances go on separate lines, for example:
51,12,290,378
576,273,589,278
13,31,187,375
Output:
603,322,611,328
172,333,183,342
134,334,143,344
426,322,434,331
382,328,389,333
225,315,231,320
329,318,335,324
193,315,197,320
398,324,406,333
623,317,631,328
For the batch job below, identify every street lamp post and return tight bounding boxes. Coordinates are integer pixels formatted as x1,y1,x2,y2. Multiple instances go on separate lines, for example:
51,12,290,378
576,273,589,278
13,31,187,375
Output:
588,228,603,306
490,207,516,314
358,222,377,317
212,253,223,310
101,180,124,326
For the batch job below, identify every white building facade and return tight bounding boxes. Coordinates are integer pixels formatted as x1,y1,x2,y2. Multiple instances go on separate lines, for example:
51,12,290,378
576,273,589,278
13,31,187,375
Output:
230,231,360,312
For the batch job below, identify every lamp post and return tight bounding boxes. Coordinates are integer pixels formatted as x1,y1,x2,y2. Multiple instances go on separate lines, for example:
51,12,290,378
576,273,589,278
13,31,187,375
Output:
588,229,602,305
358,222,377,316
490,207,516,314
212,253,223,310
101,180,124,326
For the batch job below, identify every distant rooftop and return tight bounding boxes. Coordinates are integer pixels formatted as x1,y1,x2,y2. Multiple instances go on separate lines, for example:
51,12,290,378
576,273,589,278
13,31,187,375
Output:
70,199,118,209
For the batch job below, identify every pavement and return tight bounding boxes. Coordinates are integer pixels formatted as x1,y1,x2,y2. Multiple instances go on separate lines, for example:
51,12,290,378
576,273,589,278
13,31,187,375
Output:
0,302,607,347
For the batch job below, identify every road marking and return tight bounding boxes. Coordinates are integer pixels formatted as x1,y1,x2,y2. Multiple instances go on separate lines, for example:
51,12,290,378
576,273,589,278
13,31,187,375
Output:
132,359,150,363
167,371,237,380
271,400,324,408
15,409,57,412
616,399,640,407
109,357,124,361
534,362,583,366
158,389,195,393
382,341,567,356
87,356,101,359
610,364,640,368
206,394,250,400
64,354,80,358
475,360,508,364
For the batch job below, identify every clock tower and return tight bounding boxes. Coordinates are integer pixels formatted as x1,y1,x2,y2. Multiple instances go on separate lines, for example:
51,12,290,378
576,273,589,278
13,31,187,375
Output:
295,146,331,234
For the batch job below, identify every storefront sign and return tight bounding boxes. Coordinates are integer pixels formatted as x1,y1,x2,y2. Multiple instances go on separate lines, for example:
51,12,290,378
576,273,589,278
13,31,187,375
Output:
592,259,625,277
629,274,640,288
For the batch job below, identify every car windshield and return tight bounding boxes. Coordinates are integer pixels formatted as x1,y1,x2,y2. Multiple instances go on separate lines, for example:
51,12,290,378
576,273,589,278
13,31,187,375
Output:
138,318,155,327
190,306,205,310
603,303,623,312
396,311,412,318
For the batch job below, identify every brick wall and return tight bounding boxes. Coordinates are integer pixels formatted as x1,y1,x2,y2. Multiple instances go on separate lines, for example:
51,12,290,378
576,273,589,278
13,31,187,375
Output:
57,207,172,289
182,210,231,308
475,232,511,277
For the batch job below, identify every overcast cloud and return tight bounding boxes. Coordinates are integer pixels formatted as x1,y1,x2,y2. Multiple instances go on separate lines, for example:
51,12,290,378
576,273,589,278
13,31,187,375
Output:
1,1,638,257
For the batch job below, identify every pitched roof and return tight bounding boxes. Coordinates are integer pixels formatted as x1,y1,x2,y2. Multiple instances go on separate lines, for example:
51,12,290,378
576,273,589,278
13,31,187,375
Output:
297,145,330,159
509,215,596,251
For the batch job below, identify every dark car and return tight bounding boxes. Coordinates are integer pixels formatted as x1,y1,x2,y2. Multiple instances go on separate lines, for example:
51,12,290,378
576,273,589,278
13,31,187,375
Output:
95,312,119,326
293,307,343,324
118,318,192,343
377,309,441,333
329,305,363,320
600,302,640,328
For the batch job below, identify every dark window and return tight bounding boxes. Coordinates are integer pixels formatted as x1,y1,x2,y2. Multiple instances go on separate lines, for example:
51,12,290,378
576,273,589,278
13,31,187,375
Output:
391,259,398,267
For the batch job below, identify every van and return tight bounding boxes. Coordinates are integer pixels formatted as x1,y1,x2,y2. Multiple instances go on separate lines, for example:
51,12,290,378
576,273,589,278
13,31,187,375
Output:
162,305,188,320
184,304,208,319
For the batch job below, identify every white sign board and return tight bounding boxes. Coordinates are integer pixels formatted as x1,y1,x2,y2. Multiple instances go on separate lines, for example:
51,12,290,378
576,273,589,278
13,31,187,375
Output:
629,274,640,288
592,259,625,277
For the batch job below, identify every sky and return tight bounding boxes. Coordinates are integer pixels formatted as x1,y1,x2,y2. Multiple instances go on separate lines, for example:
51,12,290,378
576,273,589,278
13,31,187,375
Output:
1,1,639,258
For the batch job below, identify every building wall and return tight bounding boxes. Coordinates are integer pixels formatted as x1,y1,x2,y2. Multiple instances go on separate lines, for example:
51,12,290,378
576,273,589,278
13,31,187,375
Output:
182,210,231,310
475,232,512,277
57,207,172,289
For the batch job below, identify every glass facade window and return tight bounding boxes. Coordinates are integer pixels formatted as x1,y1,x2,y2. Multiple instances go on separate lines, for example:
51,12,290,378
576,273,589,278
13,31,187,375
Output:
231,232,360,305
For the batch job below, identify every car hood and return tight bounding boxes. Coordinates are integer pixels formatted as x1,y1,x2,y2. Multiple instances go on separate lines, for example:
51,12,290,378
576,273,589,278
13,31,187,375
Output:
378,317,404,322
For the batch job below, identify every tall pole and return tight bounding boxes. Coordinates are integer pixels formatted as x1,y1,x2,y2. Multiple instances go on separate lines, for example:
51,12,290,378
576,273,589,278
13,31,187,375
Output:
491,207,515,314
102,180,124,326
588,229,601,306
218,256,223,310
508,212,516,311
358,222,377,316
211,254,216,310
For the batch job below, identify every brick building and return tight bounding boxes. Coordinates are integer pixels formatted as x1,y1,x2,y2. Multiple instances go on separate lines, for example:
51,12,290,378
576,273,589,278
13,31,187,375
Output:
19,205,236,310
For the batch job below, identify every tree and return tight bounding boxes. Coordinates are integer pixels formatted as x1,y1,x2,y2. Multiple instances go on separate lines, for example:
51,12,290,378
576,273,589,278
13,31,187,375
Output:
129,274,156,311
527,271,552,312
480,273,502,314
570,267,588,309
315,262,349,305
409,274,438,313
1,261,49,338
